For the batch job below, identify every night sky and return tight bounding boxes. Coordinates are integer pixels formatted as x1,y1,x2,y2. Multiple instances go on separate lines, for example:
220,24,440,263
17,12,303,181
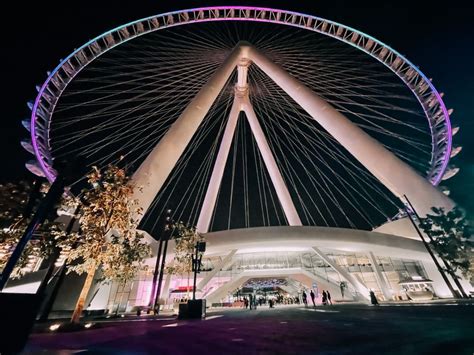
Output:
2,1,473,220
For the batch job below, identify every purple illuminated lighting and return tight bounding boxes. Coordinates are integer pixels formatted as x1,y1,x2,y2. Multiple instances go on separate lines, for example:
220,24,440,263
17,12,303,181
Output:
30,6,452,185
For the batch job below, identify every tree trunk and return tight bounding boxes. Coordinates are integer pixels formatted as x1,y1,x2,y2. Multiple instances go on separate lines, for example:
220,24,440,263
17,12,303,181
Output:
70,263,96,324
115,283,127,315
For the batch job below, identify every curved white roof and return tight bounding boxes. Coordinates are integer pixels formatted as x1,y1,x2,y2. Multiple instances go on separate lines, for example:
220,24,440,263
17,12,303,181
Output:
164,226,430,261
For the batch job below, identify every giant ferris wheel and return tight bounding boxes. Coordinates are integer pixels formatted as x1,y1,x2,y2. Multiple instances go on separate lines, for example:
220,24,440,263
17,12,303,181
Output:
23,7,459,234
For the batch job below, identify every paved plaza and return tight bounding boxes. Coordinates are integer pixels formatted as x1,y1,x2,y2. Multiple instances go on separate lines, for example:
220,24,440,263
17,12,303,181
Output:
25,302,474,354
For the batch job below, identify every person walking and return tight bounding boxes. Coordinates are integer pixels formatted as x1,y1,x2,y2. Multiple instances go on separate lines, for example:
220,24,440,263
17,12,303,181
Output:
340,281,346,299
302,290,308,307
249,294,253,310
327,290,332,305
322,290,327,305
310,290,316,307
251,291,258,309
244,297,249,309
370,290,379,306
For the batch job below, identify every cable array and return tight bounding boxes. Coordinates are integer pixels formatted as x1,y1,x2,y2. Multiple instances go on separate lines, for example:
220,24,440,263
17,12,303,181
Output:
50,21,432,232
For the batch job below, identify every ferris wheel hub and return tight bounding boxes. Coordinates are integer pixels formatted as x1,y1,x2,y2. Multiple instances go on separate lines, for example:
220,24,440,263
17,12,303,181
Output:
236,57,251,96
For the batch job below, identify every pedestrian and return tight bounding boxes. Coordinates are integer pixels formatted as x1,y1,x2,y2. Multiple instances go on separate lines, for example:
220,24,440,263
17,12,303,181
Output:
370,290,379,306
327,290,332,305
244,297,249,309
302,290,308,307
310,289,316,307
340,281,346,299
322,290,327,305
249,294,253,310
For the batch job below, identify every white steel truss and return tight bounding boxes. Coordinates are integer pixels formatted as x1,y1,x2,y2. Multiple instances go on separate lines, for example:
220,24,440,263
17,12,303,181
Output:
132,42,453,226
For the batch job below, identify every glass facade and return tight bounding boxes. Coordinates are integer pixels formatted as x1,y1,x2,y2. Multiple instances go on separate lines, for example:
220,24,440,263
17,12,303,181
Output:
106,249,430,311
325,252,428,300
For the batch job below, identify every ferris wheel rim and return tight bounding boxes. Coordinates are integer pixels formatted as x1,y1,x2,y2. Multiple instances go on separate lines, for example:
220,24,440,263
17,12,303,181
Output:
29,6,452,185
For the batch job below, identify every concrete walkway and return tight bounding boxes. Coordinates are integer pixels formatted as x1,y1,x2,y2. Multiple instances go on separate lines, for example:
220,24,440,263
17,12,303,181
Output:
25,303,474,354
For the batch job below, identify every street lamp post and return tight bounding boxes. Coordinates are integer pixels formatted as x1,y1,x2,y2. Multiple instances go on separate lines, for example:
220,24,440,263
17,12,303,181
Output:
403,195,459,298
404,196,468,298
153,217,174,314
179,239,207,319
192,240,206,301
148,209,172,312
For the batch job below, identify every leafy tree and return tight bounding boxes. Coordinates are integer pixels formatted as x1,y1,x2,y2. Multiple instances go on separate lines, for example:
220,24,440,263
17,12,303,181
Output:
63,165,151,323
419,206,473,281
0,181,69,279
0,181,36,270
166,222,204,299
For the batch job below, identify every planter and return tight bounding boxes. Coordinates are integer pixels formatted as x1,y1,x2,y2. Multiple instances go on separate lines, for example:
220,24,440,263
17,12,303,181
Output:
177,302,188,319
178,299,206,319
0,293,42,354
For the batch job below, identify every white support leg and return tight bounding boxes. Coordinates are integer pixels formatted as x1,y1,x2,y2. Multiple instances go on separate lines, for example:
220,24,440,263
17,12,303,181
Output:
242,96,302,226
197,56,302,230
246,45,454,216
196,100,241,233
161,271,173,306
312,247,370,300
131,45,243,223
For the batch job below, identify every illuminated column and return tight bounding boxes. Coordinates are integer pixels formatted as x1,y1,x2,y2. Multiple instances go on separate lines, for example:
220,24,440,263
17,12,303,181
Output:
246,45,454,216
312,247,370,300
368,252,392,300
131,45,243,222
161,269,173,306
